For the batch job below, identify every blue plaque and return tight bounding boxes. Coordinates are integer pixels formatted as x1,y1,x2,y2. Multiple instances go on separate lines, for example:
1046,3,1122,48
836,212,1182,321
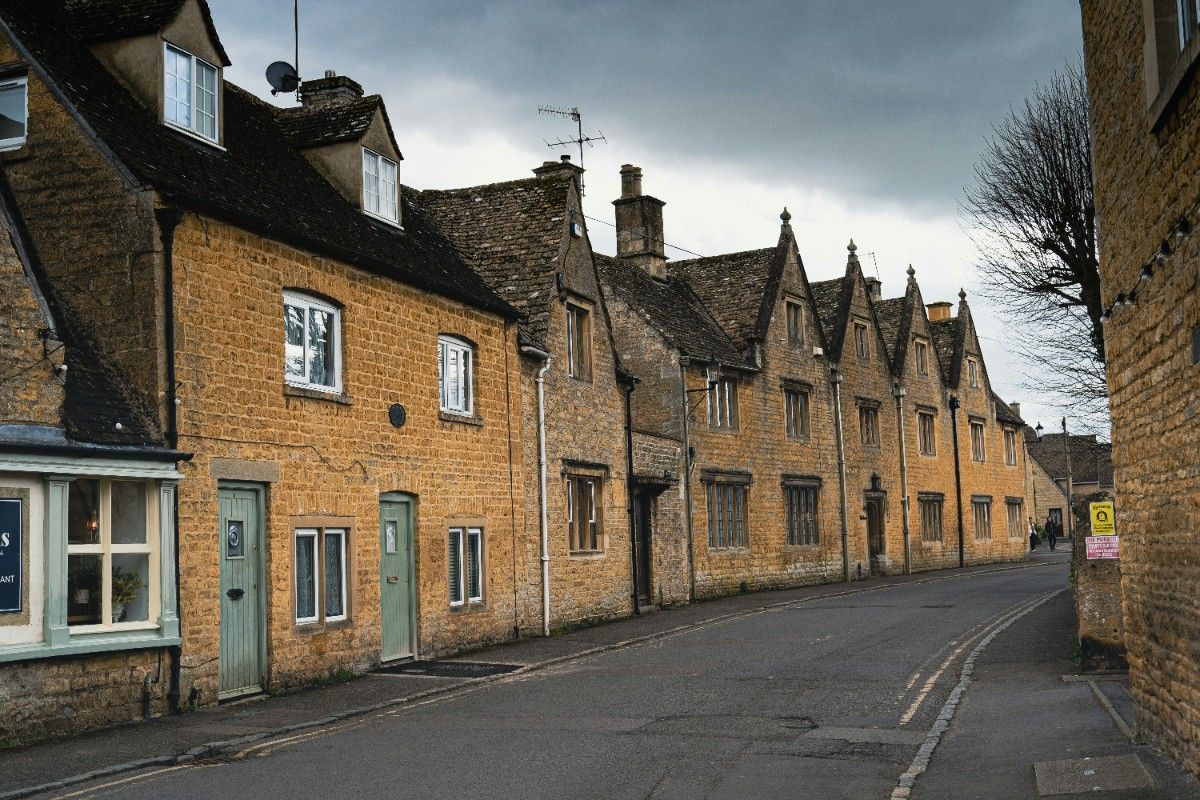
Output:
0,498,21,613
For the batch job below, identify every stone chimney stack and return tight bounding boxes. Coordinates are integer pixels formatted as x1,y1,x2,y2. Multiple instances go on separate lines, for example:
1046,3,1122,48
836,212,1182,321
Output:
613,164,667,280
926,301,952,322
1010,401,1022,419
300,70,364,109
864,277,882,302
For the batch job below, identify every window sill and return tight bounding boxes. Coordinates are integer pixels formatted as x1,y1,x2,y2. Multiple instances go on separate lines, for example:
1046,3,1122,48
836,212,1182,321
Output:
919,452,937,459
449,600,486,613
285,384,352,405
0,629,179,663
786,434,812,443
295,618,352,634
707,427,740,436
784,543,820,552
162,120,225,151
1150,33,1200,132
708,547,751,556
439,410,484,427
568,550,606,560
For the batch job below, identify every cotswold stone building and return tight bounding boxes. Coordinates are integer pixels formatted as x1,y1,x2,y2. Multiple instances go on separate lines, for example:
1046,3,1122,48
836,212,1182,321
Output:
1080,0,1200,776
599,167,1028,598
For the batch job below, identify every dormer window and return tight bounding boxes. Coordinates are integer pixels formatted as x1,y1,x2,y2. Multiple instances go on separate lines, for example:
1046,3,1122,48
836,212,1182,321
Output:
163,44,218,142
363,147,399,223
0,76,27,150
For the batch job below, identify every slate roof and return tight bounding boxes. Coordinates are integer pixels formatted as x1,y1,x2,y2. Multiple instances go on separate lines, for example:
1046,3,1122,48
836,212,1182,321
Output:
0,167,162,449
874,296,907,367
277,96,398,152
808,277,853,359
0,1,514,320
927,318,960,385
668,248,777,353
596,254,746,367
63,0,231,66
415,174,574,345
1026,432,1113,487
992,393,1025,426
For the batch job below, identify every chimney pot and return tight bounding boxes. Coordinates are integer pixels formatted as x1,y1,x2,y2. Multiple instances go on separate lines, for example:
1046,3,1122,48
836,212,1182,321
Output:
560,154,572,163
620,164,643,199
865,277,882,302
1011,401,1022,418
325,69,336,78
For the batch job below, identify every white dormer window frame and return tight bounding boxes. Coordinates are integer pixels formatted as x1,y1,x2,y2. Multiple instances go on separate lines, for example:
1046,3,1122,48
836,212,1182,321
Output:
0,75,28,151
362,147,400,224
162,43,219,144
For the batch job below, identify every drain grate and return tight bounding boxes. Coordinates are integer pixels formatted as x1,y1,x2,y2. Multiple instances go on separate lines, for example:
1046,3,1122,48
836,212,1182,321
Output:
376,660,522,678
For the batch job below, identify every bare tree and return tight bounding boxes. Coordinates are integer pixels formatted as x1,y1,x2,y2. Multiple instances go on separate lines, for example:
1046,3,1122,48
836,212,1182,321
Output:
964,63,1107,430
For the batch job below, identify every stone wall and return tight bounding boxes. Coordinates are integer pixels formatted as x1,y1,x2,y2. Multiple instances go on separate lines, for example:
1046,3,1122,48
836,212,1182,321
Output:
1081,0,1200,774
1070,491,1126,671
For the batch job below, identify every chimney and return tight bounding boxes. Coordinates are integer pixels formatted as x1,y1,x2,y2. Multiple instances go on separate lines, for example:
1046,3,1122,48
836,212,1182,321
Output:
926,301,952,322
300,70,364,109
532,153,584,179
864,277,882,302
613,164,667,280
1010,401,1022,419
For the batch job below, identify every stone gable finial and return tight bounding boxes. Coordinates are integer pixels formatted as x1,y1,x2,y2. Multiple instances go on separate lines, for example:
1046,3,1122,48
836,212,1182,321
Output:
907,264,917,286
847,238,857,253
959,287,967,301
780,207,791,224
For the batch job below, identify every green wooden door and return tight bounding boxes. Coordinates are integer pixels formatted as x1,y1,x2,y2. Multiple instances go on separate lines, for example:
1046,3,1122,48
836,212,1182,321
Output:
380,498,415,660
219,487,264,698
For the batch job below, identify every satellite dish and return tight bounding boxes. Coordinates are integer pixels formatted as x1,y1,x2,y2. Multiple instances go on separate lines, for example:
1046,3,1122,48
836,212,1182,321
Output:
266,61,300,95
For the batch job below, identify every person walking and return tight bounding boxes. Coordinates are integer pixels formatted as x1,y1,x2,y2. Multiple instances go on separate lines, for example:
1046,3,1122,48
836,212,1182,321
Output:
1028,516,1039,552
1045,513,1058,552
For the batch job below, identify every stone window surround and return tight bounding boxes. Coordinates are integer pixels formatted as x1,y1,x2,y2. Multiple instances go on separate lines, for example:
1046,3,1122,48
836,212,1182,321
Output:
1145,0,1200,131
916,404,938,457
1005,497,1025,539
784,296,806,346
291,515,354,632
914,338,930,376
781,474,821,548
0,454,181,665
972,495,993,541
918,491,944,544
706,372,740,434
566,299,594,383
701,469,752,553
1003,426,1019,467
856,398,881,449
781,378,812,441
561,461,609,559
853,320,870,360
969,416,987,463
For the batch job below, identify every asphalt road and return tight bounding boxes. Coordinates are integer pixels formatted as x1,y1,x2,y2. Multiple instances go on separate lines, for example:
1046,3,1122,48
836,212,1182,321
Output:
39,564,1069,800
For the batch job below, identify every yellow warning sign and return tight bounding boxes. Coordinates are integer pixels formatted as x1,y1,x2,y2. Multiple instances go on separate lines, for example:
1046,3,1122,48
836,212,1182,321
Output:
1090,501,1116,536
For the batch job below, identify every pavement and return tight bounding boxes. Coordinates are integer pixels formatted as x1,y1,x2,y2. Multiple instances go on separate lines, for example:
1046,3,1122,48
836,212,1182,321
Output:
2,549,1195,800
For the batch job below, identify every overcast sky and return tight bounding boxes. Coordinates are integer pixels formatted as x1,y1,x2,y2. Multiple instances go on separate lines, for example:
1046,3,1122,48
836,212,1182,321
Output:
211,0,1088,433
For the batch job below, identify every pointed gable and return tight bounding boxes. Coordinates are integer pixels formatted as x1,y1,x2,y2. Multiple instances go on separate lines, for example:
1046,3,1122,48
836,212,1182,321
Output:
668,247,777,354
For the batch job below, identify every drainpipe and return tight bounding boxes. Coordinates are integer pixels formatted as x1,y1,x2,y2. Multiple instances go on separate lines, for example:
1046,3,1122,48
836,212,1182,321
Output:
830,365,851,583
893,380,912,575
949,395,965,568
678,360,696,603
521,345,553,637
622,371,640,616
155,207,184,714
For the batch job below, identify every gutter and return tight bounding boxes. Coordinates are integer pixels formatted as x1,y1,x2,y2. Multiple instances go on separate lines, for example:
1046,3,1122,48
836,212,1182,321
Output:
949,395,965,568
520,344,553,637
830,365,851,583
893,380,912,575
155,207,185,714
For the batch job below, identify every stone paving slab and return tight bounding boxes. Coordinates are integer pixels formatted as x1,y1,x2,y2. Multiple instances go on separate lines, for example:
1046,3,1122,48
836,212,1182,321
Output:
1034,754,1154,796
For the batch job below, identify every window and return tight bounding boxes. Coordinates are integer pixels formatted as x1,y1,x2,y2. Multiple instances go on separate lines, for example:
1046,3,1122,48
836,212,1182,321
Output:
708,375,739,431
784,483,819,546
854,323,870,359
968,359,979,388
973,497,992,540
1180,0,1200,49
1004,428,1017,466
1006,499,1024,539
566,303,592,381
859,404,880,447
566,475,603,553
919,494,943,543
66,479,157,629
786,300,806,346
448,527,483,606
163,44,218,142
706,480,748,549
438,336,473,415
362,147,399,223
295,527,347,624
0,76,27,149
918,411,936,456
970,421,986,462
784,388,810,439
284,291,341,393
913,340,928,376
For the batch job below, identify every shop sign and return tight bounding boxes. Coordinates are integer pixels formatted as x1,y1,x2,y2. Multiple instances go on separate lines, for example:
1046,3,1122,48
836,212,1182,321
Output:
0,498,21,612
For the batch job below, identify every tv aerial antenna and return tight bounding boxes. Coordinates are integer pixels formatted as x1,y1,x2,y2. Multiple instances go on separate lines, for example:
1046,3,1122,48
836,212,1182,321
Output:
265,1,302,97
538,105,605,195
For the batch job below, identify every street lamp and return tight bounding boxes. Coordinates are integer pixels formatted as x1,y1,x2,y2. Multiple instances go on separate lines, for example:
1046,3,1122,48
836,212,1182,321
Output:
1035,422,1044,442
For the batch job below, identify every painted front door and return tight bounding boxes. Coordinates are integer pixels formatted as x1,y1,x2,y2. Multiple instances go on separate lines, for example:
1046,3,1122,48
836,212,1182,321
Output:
219,487,264,698
634,492,653,602
866,498,885,570
380,498,416,660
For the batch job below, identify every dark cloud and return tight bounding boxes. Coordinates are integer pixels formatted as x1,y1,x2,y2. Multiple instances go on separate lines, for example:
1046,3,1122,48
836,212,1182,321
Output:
213,0,1082,210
